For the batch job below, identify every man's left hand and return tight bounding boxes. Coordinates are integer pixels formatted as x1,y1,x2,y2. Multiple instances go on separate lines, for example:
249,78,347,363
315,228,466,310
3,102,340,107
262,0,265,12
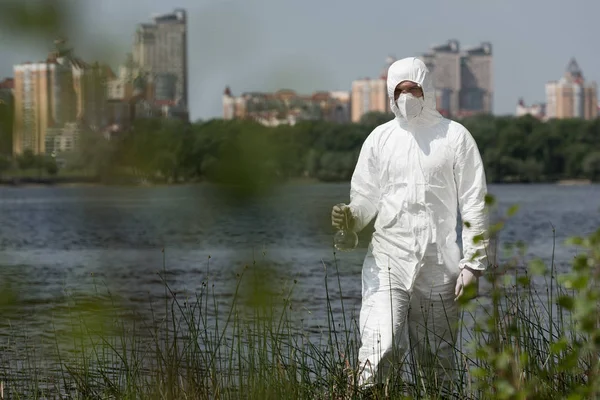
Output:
454,268,481,302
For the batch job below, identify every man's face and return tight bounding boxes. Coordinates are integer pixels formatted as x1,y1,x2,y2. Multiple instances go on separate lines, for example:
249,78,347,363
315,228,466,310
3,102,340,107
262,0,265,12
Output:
394,80,423,101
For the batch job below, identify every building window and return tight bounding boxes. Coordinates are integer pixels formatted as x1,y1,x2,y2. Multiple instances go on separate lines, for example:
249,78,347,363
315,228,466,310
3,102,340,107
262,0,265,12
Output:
362,84,369,115
460,88,484,112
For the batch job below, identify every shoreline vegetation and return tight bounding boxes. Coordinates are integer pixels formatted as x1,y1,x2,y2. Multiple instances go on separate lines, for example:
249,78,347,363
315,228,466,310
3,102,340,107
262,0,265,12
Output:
1,113,600,190
0,177,596,188
0,174,594,188
0,197,598,399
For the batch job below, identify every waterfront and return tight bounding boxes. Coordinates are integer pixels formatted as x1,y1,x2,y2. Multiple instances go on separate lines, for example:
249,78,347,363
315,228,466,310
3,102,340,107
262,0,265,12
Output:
0,182,599,397
0,182,598,327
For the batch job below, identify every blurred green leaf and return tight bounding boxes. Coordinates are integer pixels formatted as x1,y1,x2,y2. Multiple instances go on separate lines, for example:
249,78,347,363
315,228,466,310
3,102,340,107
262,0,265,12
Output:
558,349,581,372
237,261,284,312
0,0,70,36
210,127,282,199
495,379,515,397
490,220,505,234
529,259,547,276
550,338,568,355
516,240,527,255
484,194,495,206
517,275,531,286
565,236,585,247
557,295,574,310
572,254,590,272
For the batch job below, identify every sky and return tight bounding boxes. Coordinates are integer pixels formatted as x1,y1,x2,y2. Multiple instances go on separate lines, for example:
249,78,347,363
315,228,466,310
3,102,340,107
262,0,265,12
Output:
0,0,598,122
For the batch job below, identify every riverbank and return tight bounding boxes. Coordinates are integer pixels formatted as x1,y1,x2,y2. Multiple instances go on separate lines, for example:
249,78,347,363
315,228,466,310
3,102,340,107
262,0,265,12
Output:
0,175,100,187
0,173,595,188
556,178,592,185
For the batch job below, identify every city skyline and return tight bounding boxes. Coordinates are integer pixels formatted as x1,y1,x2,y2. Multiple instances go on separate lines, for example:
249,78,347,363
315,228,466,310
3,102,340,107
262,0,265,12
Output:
0,0,597,121
350,41,494,123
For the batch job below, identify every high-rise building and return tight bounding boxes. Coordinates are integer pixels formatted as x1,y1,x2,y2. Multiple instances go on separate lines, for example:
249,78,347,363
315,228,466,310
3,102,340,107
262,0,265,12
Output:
12,39,107,155
420,40,493,117
350,56,396,123
421,41,461,118
459,43,493,117
133,9,188,111
104,54,149,131
545,59,597,120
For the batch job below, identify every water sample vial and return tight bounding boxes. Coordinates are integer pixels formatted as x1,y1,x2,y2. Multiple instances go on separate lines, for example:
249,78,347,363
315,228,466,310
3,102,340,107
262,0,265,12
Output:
333,204,358,252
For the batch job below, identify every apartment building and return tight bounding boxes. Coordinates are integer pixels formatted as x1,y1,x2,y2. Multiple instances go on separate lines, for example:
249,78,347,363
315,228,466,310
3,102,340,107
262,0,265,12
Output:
12,39,107,155
420,40,493,117
133,9,188,111
350,56,396,122
516,98,546,120
545,58,597,120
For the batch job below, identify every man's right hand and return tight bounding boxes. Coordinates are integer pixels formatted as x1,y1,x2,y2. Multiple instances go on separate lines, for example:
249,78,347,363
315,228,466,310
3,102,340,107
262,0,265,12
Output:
331,203,355,231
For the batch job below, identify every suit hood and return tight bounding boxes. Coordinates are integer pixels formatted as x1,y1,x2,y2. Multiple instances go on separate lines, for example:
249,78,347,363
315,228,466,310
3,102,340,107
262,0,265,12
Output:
387,57,442,127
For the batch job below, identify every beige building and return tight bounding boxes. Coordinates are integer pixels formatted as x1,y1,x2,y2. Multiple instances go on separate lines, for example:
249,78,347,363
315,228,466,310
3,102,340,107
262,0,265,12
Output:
350,79,389,123
223,87,350,126
222,87,247,120
13,61,64,155
516,98,546,120
350,56,395,123
12,39,107,155
133,9,188,110
545,59,597,120
421,40,493,118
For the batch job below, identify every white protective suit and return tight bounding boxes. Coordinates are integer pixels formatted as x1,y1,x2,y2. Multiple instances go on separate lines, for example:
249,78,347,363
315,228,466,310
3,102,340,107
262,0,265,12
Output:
348,57,489,388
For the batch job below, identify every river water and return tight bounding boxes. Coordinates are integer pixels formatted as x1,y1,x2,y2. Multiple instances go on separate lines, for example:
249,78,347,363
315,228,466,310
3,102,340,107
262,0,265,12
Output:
0,183,599,318
0,183,599,394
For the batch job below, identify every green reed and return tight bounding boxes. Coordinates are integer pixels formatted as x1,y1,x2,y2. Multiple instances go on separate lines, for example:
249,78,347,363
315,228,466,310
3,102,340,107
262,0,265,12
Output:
0,222,599,399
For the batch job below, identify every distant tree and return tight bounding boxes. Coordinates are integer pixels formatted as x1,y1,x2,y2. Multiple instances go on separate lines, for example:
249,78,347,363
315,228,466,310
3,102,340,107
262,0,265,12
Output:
0,95,13,155
359,111,394,130
17,149,37,170
0,155,10,177
44,113,600,185
45,158,58,176
582,152,600,182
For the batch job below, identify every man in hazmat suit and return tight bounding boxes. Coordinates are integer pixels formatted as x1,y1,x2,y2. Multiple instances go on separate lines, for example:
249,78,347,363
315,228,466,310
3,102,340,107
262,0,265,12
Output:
331,57,489,394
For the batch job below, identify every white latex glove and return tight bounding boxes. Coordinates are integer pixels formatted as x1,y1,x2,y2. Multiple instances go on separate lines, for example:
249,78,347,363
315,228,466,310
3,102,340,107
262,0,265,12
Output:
454,267,481,301
331,203,355,231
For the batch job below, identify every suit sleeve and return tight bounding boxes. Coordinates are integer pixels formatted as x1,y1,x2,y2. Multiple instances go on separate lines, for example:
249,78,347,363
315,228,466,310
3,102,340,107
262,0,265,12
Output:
454,128,489,271
348,133,380,233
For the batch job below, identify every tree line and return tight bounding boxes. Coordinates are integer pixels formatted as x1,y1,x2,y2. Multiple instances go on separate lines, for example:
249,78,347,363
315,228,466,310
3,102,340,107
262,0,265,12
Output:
2,112,600,186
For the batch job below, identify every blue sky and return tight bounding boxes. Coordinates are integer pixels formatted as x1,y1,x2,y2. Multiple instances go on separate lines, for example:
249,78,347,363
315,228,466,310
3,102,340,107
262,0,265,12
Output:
0,0,597,121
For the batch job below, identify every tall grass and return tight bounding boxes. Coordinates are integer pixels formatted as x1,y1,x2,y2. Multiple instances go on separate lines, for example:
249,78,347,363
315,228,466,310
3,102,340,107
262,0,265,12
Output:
0,224,599,399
